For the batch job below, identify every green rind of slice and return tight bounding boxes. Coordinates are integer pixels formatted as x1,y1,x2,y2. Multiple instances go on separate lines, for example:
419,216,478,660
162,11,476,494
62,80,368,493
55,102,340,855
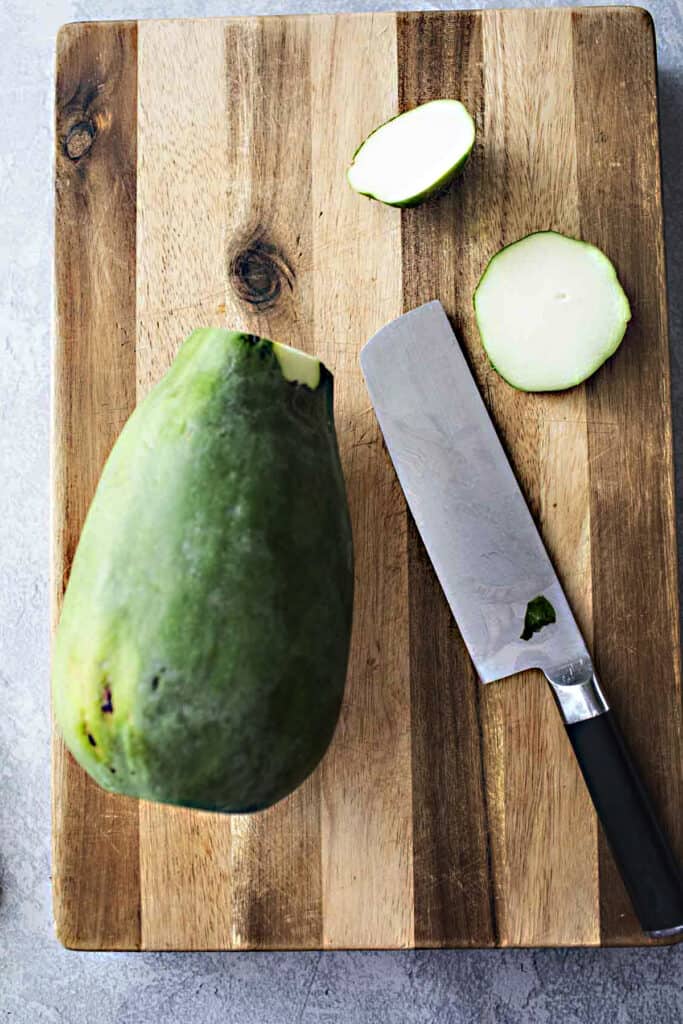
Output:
473,231,631,393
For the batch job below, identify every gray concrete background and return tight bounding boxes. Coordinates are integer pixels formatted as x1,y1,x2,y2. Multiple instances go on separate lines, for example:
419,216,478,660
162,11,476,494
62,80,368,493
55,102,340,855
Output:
1,0,682,1020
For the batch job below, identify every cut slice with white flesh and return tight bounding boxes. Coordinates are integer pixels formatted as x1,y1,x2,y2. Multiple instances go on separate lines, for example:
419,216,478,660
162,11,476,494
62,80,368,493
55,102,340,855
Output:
474,231,631,392
272,341,320,389
347,99,476,207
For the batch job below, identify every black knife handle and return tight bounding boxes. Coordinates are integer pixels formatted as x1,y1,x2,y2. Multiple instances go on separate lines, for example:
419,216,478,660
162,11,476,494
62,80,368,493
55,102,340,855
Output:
566,710,683,937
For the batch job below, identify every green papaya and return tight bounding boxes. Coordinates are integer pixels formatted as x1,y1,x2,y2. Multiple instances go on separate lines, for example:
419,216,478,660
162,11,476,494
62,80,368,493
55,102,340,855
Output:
53,330,354,813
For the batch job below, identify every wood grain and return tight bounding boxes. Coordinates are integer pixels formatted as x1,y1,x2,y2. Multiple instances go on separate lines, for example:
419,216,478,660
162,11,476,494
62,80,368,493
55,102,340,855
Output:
573,7,683,944
476,8,600,947
398,10,497,949
135,19,234,951
221,15,323,951
310,14,413,949
52,8,681,949
53,20,140,950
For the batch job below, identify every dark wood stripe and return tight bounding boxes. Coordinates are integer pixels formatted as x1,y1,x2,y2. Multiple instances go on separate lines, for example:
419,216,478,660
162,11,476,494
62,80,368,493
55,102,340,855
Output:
224,15,323,949
53,21,140,948
398,10,497,948
572,8,683,945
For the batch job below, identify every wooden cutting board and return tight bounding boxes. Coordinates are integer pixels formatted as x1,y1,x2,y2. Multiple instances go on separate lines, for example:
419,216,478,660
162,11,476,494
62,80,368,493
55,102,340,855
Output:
53,6,682,949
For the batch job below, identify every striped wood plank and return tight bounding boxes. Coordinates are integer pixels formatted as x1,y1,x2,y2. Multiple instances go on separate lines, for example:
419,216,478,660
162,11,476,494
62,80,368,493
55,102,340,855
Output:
53,7,681,949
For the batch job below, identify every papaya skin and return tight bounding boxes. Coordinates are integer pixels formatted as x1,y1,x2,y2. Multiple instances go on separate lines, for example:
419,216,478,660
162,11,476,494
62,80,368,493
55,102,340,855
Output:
53,330,354,813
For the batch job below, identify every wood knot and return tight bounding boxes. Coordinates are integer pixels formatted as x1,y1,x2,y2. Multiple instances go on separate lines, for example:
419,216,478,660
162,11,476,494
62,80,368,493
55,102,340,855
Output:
229,233,294,310
64,120,96,161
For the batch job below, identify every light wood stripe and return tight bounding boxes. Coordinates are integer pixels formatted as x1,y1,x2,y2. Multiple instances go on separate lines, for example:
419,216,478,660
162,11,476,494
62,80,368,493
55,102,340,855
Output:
53,20,141,950
311,13,414,949
478,9,599,946
572,7,683,944
220,15,323,951
398,10,497,948
136,19,233,950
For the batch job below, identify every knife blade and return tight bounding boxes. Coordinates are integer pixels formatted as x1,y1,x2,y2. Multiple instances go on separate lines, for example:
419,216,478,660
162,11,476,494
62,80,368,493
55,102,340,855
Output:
361,299,590,690
360,299,683,938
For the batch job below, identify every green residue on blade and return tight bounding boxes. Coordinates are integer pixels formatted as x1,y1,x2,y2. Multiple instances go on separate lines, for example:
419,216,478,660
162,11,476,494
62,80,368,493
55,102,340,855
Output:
520,595,556,641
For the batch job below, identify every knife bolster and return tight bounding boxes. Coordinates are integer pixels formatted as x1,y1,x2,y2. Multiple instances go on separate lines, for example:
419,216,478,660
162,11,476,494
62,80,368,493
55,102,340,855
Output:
544,659,609,724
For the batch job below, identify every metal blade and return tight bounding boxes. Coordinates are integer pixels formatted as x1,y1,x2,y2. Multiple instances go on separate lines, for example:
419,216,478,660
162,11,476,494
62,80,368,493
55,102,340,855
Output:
360,300,589,684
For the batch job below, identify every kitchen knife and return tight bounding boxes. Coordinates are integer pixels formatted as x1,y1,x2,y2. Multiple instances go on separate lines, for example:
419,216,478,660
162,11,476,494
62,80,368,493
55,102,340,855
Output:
360,299,683,938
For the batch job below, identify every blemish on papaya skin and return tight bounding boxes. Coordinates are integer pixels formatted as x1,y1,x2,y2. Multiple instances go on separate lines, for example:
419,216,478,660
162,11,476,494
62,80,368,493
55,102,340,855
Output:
101,686,113,713
87,732,97,747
